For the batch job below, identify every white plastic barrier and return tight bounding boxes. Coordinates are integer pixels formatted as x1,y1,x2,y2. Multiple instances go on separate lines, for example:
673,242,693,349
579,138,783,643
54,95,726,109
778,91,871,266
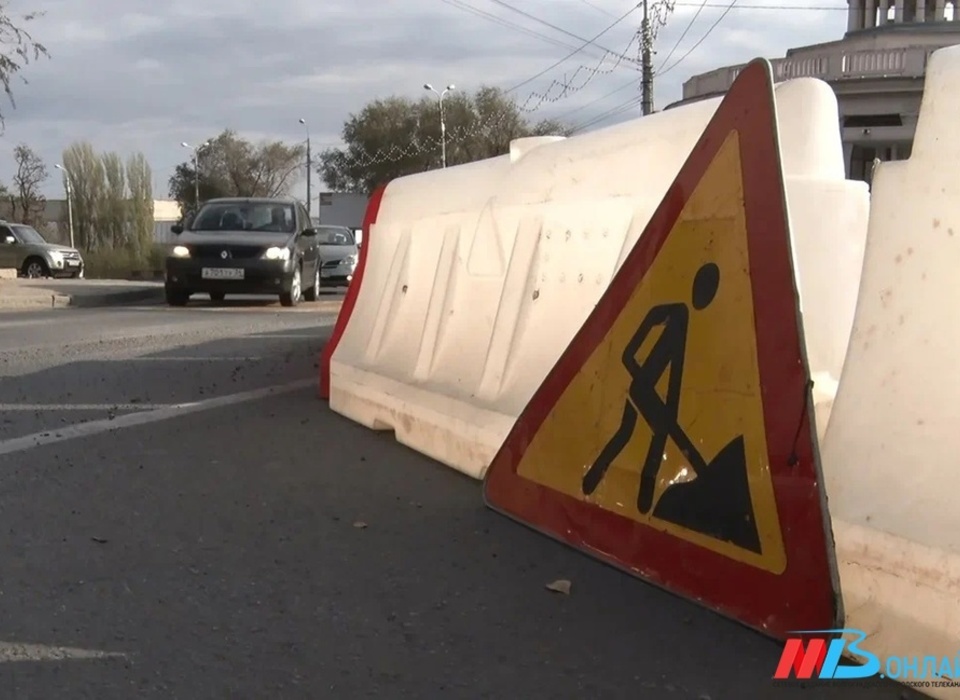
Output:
821,45,960,699
329,69,869,479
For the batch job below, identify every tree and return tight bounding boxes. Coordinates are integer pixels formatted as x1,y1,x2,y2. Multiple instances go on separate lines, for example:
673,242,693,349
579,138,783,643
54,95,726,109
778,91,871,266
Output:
318,86,571,194
126,153,154,257
61,141,153,252
167,129,307,215
99,151,127,249
62,141,105,250
0,6,49,128
10,143,47,224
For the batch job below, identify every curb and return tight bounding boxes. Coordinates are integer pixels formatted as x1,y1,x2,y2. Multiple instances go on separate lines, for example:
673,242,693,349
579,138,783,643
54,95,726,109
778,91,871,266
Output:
64,287,166,308
0,286,165,311
0,294,71,310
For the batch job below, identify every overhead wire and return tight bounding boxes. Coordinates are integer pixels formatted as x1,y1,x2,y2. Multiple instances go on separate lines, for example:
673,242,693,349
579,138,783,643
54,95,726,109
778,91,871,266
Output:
576,0,620,17
673,1,845,7
438,0,606,56
514,32,640,111
553,77,641,121
658,0,739,75
333,0,821,165
486,0,634,57
570,94,643,132
505,2,642,93
656,0,709,73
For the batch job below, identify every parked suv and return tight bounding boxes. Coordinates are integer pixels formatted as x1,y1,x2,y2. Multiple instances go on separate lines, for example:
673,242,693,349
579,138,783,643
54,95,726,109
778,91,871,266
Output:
0,220,84,278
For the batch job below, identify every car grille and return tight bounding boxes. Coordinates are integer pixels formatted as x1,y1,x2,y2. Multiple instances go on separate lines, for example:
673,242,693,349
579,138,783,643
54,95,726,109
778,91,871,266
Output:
62,251,82,261
322,258,345,268
191,244,263,260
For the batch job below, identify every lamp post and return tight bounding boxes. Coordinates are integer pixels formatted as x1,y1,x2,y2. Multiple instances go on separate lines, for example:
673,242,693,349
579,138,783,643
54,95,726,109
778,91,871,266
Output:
54,164,75,248
423,83,455,168
299,118,311,219
181,140,209,209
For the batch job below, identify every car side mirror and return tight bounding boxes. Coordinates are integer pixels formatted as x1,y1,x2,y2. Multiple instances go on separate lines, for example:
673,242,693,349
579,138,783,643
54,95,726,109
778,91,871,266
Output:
301,228,317,237
2,235,14,244
171,223,183,235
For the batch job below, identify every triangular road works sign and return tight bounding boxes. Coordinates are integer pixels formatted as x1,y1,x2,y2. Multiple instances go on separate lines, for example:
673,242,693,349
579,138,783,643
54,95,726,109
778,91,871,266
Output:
483,59,841,638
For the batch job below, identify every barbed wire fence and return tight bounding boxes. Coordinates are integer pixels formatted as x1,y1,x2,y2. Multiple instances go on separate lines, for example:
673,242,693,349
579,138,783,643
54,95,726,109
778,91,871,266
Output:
323,31,645,170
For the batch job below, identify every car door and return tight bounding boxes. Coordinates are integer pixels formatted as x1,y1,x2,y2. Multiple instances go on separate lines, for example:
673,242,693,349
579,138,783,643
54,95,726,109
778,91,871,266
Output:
297,204,318,277
0,225,19,269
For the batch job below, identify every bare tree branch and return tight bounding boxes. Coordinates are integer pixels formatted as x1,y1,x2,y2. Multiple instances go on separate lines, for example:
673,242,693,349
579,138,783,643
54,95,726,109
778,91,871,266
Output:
0,4,50,129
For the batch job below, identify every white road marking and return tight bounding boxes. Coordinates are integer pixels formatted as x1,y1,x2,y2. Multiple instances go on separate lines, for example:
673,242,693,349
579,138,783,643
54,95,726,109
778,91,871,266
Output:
0,378,314,457
0,403,172,411
125,356,264,361
238,334,322,340
0,318,65,329
0,641,127,662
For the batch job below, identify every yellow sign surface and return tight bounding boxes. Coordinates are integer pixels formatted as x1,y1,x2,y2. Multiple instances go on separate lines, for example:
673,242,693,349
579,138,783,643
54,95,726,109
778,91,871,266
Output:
516,129,786,574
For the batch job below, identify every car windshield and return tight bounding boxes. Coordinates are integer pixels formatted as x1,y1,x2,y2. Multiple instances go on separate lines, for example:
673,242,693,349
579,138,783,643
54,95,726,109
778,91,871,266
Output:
11,225,48,245
191,202,297,233
316,227,355,245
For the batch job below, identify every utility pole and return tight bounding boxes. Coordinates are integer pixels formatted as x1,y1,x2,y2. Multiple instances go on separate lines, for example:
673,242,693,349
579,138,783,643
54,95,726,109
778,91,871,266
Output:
641,0,654,115
299,118,311,218
54,164,75,248
181,141,209,211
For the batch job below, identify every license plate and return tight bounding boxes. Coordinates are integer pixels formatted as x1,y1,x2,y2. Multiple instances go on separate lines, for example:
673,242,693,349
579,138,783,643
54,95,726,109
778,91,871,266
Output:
66,260,79,266
202,267,244,280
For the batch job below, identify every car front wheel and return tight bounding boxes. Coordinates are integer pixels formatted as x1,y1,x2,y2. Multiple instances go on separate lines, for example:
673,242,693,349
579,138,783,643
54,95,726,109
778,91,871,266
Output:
166,287,190,306
280,265,301,307
22,258,48,279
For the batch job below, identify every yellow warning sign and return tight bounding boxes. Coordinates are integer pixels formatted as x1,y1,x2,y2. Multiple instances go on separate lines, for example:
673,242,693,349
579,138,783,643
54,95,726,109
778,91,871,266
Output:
516,129,786,574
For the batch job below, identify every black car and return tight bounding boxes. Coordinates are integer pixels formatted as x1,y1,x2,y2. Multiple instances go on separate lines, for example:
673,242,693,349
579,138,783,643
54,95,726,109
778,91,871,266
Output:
165,197,321,307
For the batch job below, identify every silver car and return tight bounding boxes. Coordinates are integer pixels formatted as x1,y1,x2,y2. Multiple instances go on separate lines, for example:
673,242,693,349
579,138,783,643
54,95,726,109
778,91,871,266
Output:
316,225,359,288
0,220,84,278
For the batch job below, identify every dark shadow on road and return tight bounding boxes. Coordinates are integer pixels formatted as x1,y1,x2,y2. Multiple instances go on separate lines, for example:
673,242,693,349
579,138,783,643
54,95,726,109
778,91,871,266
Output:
0,376,927,699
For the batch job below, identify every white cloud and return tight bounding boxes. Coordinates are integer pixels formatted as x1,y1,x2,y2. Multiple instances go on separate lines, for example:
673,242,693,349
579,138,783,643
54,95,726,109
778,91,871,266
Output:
0,0,849,205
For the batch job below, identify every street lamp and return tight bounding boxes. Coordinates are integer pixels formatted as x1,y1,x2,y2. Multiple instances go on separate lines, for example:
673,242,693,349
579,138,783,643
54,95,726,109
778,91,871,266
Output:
423,83,455,168
54,164,75,248
181,140,209,209
299,118,311,219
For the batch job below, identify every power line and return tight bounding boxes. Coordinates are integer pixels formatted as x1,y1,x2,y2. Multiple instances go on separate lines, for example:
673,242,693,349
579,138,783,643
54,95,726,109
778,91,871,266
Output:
505,2,642,93
658,0,738,75
571,94,643,132
486,0,633,57
438,0,608,57
656,0,708,73
554,77,641,121
673,1,846,7
576,0,620,18
515,32,640,111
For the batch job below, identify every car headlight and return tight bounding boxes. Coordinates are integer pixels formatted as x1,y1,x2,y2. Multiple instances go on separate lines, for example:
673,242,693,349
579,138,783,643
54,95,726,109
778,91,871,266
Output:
262,246,291,261
172,245,190,258
344,254,357,266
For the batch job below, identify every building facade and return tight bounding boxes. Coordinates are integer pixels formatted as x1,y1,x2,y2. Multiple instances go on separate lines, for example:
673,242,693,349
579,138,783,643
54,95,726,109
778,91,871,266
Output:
669,1,960,183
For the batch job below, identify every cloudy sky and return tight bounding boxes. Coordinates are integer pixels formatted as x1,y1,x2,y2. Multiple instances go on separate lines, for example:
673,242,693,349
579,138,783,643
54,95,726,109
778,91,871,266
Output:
0,0,848,209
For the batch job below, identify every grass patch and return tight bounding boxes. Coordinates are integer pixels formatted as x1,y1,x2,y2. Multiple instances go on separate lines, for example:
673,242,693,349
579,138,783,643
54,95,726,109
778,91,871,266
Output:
82,244,167,280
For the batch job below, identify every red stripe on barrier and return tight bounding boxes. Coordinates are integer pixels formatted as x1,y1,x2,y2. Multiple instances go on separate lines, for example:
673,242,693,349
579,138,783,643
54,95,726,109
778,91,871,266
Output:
319,183,388,400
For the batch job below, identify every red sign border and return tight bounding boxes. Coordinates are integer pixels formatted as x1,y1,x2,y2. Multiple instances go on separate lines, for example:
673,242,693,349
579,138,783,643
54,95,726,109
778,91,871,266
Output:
483,59,841,637
319,183,389,399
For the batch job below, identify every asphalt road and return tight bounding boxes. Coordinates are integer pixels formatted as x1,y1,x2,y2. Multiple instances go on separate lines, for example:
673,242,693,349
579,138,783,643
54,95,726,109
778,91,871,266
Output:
0,297,924,699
